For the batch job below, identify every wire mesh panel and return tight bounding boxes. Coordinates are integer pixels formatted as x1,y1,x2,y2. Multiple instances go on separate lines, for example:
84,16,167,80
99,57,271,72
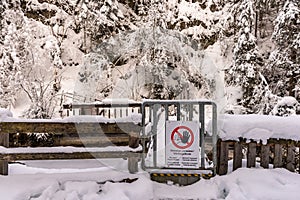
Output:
141,100,218,175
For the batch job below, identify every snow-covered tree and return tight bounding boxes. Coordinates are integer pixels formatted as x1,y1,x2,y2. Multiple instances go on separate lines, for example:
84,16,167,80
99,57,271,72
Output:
0,0,28,108
226,0,263,113
250,72,280,114
73,0,134,52
266,0,300,100
20,32,63,119
75,27,213,102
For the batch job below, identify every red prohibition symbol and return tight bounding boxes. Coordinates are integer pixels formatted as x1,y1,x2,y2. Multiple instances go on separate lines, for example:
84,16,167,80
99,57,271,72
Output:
171,126,194,149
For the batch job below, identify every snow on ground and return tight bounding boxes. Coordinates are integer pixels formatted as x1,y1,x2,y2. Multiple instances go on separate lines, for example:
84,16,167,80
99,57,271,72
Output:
0,160,299,200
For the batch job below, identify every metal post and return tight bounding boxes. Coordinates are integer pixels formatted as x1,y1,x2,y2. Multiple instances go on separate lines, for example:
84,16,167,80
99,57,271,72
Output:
176,103,180,121
212,103,218,175
141,104,146,170
199,104,205,168
188,104,193,121
152,104,160,167
164,104,169,121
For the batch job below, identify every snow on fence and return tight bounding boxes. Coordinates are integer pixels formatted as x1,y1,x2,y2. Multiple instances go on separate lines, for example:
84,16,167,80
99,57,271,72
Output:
0,120,142,175
216,114,300,175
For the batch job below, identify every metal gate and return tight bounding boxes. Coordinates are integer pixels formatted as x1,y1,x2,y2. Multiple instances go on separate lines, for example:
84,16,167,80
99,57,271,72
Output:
141,100,218,178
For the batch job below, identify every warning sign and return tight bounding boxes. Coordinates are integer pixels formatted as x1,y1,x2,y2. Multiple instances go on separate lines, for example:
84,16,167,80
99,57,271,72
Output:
166,121,200,169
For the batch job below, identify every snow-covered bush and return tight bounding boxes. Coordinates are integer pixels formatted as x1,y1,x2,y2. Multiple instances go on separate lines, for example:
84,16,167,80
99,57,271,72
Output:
21,75,61,119
271,96,300,116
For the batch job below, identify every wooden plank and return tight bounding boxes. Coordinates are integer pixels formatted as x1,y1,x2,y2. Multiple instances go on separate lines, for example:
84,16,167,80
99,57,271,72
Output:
11,134,139,148
0,132,9,147
0,151,141,161
0,122,141,135
268,139,300,146
218,141,228,175
260,144,270,169
286,144,295,172
247,142,256,168
274,143,283,168
233,142,243,171
54,136,130,147
0,160,8,175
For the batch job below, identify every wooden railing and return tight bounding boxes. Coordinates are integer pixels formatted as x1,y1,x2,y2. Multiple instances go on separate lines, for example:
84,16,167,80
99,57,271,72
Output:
62,102,142,118
217,138,300,175
0,121,142,175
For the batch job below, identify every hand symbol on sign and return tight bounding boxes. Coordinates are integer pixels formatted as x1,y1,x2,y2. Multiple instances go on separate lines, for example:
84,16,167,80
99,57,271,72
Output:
180,131,190,144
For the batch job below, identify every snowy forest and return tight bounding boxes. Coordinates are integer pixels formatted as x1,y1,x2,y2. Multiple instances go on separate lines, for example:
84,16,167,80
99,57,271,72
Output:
0,0,299,119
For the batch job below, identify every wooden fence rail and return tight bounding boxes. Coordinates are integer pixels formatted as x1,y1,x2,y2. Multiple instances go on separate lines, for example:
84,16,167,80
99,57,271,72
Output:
62,103,142,118
217,139,300,175
0,121,142,175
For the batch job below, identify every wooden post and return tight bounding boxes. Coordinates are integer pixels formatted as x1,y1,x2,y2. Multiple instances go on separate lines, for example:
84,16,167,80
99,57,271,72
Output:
128,132,139,149
247,142,256,168
274,144,283,168
233,142,243,171
218,141,228,175
128,156,139,173
0,133,9,147
286,144,295,172
260,144,270,168
0,160,8,175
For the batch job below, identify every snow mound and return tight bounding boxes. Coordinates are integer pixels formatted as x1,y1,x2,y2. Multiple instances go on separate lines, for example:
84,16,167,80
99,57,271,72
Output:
0,108,13,119
276,96,299,107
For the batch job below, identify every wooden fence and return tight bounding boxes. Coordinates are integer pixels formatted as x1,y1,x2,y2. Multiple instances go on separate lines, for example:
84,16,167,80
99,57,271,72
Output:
217,138,300,175
0,121,142,175
1,122,300,177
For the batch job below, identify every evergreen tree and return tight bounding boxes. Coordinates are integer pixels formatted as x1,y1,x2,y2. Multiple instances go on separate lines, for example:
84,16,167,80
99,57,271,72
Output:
266,0,300,100
227,0,263,113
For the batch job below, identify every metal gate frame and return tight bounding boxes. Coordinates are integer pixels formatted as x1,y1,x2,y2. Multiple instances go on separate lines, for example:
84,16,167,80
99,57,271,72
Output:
141,100,218,175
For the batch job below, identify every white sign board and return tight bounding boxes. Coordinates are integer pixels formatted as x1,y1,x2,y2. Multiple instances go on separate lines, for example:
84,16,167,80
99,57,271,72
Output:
165,121,200,168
